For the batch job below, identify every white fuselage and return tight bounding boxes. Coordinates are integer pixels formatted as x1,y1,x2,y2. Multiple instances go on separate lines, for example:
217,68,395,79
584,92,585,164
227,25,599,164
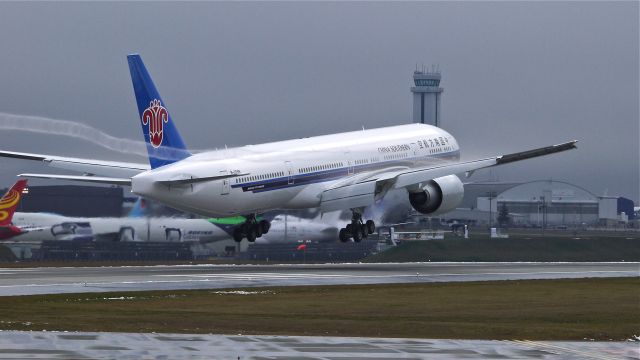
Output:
10,212,230,243
131,124,460,217
257,213,340,244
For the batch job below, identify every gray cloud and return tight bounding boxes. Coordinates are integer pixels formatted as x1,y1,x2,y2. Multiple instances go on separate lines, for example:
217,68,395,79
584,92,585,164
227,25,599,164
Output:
0,2,637,201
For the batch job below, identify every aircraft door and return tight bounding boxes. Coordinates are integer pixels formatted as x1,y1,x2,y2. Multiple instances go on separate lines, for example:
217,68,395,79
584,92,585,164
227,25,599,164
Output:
285,161,294,185
220,170,230,195
118,226,135,242
165,228,182,242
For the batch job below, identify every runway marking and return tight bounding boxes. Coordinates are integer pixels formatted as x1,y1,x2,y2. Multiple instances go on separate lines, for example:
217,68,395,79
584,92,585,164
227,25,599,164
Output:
0,268,635,297
0,270,635,288
154,272,392,278
512,340,622,360
153,270,637,279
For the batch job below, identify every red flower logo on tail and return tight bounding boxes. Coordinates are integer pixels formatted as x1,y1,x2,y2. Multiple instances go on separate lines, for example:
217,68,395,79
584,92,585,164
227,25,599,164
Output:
142,99,168,148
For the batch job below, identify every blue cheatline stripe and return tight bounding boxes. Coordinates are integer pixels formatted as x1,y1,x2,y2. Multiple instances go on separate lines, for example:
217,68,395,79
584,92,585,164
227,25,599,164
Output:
230,150,460,194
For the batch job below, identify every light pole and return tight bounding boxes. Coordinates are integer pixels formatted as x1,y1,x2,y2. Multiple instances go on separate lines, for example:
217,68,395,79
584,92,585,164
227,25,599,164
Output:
487,191,496,235
540,195,546,235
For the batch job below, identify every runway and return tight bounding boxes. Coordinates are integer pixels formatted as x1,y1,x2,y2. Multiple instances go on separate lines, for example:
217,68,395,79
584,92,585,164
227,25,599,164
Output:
0,262,636,296
0,331,636,359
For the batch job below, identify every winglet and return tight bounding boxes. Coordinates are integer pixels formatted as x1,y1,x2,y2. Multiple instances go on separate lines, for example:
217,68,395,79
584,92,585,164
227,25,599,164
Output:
0,179,27,226
127,54,191,169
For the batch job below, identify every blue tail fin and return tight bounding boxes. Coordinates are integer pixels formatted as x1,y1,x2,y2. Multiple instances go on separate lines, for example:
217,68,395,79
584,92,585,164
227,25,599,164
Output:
127,54,191,169
127,197,146,218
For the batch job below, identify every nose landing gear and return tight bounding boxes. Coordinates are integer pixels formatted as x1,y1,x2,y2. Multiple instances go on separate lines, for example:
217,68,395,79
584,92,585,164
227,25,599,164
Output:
233,215,271,243
339,211,375,243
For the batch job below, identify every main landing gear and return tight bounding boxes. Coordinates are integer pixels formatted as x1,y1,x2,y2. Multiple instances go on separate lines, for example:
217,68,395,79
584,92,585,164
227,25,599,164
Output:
338,211,375,243
233,215,271,243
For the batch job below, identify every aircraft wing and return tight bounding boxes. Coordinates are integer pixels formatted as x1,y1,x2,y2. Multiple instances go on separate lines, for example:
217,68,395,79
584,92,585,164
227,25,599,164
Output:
0,150,149,177
320,140,577,212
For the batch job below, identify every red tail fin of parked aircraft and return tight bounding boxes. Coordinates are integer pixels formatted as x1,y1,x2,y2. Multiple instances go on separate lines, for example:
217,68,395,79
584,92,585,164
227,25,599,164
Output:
0,179,27,226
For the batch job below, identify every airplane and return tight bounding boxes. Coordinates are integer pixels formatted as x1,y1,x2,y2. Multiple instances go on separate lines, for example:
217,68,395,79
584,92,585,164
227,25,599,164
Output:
256,212,341,243
2,181,332,245
0,54,578,244
12,210,232,243
0,179,46,241
7,195,233,243
207,211,340,243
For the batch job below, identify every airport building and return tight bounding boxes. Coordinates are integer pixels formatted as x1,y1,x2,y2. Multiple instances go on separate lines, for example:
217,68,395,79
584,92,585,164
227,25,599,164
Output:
489,180,603,226
441,180,633,227
14,185,124,217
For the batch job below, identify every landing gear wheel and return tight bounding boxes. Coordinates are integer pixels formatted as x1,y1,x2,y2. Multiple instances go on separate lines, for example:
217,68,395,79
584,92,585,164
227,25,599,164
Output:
346,223,353,233
255,224,263,238
246,226,257,243
339,228,350,243
352,225,363,243
360,224,368,239
233,228,244,243
366,220,376,235
259,220,270,234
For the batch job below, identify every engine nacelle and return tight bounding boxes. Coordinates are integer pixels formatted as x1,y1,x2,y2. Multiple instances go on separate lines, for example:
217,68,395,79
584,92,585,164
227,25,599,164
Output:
408,175,464,215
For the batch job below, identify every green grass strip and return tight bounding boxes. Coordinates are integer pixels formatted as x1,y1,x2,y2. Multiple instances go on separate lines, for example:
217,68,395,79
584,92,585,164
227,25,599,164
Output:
0,277,637,340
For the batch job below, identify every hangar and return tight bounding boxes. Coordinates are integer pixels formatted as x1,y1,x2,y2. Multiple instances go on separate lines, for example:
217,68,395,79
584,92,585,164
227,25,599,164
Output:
492,180,603,226
443,180,628,227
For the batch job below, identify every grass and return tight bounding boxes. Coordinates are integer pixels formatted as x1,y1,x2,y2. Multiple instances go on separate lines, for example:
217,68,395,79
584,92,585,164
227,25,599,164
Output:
0,277,637,340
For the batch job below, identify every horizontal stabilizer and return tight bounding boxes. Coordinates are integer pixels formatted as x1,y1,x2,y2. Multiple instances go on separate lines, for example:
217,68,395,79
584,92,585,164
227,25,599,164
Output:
18,174,131,186
0,150,148,177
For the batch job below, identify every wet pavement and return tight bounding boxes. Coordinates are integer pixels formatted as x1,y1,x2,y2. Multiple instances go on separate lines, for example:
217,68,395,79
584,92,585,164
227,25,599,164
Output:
0,331,636,359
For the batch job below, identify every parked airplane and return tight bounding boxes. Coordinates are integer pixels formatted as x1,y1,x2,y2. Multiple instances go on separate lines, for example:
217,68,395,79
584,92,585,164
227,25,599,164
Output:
257,212,341,243
0,179,47,240
15,214,232,244
207,211,340,243
0,180,231,243
1,55,577,243
1,180,336,244
12,211,231,243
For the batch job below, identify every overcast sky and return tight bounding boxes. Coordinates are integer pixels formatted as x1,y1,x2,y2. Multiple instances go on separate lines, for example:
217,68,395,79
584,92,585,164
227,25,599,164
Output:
0,2,637,202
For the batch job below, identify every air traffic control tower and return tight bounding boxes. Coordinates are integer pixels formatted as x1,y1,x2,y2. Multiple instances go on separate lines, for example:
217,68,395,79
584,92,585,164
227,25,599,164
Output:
411,67,443,127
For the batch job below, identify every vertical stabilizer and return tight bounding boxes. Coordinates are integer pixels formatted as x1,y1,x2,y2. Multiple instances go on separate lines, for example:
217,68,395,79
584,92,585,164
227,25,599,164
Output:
127,197,147,218
0,180,27,226
127,54,191,169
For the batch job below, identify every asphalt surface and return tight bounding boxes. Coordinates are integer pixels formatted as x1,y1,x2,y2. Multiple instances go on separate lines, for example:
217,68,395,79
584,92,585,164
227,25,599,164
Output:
0,331,636,359
0,262,636,296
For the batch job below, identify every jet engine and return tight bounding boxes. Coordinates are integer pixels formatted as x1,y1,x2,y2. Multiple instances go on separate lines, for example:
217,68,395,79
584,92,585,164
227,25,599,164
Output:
408,175,464,215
